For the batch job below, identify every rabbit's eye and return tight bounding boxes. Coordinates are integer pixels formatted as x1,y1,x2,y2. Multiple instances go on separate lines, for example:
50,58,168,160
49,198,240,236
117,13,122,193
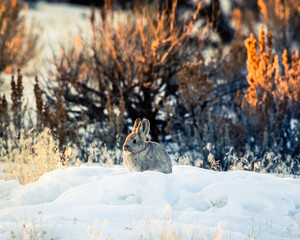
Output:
133,139,136,144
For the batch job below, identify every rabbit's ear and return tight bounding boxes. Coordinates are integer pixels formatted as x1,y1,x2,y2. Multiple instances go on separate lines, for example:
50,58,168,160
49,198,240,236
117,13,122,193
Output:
132,118,141,133
137,119,150,137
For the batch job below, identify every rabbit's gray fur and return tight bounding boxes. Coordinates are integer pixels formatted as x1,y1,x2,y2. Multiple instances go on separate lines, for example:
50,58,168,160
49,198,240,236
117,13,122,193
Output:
123,118,172,174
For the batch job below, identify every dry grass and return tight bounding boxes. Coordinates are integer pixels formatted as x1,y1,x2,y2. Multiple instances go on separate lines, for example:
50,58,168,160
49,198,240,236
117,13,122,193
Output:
9,211,56,240
0,125,123,184
8,215,247,240
1,128,72,184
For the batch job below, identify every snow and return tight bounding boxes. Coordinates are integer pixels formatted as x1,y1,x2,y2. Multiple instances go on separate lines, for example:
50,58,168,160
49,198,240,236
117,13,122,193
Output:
27,1,91,62
0,165,300,239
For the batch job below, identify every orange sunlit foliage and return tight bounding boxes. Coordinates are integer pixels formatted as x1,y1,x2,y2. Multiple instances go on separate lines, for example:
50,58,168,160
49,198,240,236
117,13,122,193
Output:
257,0,300,51
240,24,299,151
257,0,300,25
243,25,299,110
88,0,203,106
0,0,22,72
54,34,88,86
0,0,38,73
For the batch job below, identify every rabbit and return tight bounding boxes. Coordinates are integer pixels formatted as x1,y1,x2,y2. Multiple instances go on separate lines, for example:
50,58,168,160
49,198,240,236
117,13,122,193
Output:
123,118,172,174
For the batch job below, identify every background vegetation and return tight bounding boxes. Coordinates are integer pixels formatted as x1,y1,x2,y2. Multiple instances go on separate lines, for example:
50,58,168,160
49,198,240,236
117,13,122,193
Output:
0,0,299,183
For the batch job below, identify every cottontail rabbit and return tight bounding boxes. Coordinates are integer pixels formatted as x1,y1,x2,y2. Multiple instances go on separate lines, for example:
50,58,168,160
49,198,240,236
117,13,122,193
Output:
123,118,172,174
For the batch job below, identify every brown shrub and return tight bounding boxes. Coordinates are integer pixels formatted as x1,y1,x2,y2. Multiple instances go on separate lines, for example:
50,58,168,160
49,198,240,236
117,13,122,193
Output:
45,0,206,161
0,0,39,73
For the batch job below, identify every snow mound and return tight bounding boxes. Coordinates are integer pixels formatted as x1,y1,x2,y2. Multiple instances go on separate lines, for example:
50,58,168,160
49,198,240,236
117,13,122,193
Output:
0,165,300,239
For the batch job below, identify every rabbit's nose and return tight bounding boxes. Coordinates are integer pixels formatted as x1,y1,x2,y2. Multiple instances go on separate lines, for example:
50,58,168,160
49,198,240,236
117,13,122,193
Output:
123,145,128,151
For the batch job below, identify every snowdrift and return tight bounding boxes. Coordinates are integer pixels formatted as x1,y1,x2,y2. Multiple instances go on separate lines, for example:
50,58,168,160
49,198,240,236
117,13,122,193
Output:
0,166,300,239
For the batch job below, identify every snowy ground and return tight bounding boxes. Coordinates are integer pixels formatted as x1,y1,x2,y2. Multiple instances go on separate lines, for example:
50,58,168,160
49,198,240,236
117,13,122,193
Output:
27,1,91,63
0,165,300,239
